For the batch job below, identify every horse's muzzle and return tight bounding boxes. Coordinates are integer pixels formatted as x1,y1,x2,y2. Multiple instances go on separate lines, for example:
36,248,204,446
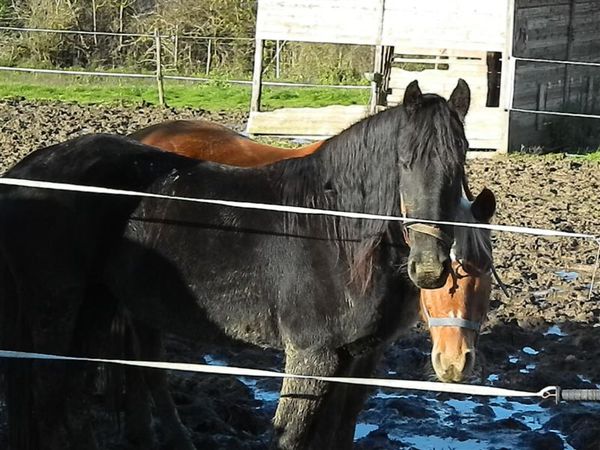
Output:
408,255,449,289
432,348,475,383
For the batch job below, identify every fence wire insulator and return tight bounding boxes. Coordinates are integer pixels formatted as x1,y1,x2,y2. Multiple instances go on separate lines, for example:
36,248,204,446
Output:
556,387,600,403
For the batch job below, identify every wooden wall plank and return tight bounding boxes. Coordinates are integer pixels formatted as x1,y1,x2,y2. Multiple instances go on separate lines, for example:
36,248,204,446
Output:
256,0,508,50
381,0,508,51
247,106,369,136
256,0,383,44
247,105,506,151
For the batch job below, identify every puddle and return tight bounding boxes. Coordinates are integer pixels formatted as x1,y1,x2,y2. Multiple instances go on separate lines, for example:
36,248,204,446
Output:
577,374,600,389
205,355,280,402
519,363,537,374
389,433,483,449
544,325,568,337
533,287,563,298
354,423,379,439
522,346,539,355
555,270,579,282
238,377,280,402
204,354,228,366
205,350,593,449
487,374,499,383
356,386,598,448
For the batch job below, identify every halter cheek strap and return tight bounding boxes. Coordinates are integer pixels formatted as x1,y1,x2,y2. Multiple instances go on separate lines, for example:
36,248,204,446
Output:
426,316,481,331
405,222,454,248
421,302,481,331
399,193,453,248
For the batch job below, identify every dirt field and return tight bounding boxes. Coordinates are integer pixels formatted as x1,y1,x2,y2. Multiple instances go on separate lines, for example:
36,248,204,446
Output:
0,99,599,449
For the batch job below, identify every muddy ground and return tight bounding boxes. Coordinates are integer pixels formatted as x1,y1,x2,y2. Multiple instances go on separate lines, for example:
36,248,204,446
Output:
0,99,599,449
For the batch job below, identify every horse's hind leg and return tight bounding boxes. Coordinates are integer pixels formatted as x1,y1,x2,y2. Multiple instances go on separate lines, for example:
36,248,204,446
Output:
106,309,159,449
1,264,37,450
28,283,98,450
136,323,196,450
123,365,159,449
272,345,342,450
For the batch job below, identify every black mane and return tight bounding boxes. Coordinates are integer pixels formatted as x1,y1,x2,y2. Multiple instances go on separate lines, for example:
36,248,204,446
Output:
272,94,468,290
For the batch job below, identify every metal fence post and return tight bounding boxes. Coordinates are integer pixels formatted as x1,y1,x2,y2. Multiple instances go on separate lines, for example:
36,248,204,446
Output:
154,29,165,106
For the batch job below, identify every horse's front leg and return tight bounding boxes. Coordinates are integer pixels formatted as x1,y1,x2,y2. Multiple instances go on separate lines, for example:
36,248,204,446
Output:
330,351,381,449
272,345,342,450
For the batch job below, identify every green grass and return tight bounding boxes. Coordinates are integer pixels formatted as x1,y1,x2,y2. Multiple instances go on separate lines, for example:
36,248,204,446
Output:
582,150,600,161
0,72,370,111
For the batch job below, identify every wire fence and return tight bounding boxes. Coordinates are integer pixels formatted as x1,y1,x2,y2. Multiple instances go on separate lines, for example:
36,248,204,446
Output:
0,25,371,106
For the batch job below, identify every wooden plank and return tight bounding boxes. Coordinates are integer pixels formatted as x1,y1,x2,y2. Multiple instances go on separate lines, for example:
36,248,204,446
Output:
256,0,509,50
387,67,490,108
392,48,488,59
247,105,370,136
517,0,570,8
382,0,508,51
248,104,505,152
256,0,382,44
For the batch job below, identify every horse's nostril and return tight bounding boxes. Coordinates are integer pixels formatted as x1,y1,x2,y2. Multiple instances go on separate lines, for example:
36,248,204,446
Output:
409,260,417,276
433,352,442,368
464,351,474,369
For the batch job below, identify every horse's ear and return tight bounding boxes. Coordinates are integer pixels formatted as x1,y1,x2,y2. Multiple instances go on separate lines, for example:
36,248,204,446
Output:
449,78,471,120
471,187,496,223
403,80,422,109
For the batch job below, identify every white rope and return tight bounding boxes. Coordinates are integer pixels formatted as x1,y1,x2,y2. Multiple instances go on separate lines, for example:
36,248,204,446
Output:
509,107,600,120
0,66,155,79
0,25,254,40
513,56,600,68
0,178,597,241
0,350,557,400
0,67,367,90
163,75,370,90
0,25,155,38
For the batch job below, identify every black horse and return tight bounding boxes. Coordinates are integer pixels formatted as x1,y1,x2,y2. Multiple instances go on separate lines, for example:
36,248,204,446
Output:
0,80,471,450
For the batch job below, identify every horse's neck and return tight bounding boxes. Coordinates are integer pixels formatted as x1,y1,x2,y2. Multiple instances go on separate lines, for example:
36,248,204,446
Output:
274,133,399,217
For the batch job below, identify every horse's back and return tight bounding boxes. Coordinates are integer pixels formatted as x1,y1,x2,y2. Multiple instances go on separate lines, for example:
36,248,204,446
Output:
131,119,325,167
5,133,195,182
0,134,202,280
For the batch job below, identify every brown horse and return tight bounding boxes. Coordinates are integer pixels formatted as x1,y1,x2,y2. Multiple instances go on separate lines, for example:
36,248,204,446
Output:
129,120,324,167
119,119,496,447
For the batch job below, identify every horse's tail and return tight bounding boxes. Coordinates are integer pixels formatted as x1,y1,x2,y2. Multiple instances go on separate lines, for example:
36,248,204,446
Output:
104,304,143,425
105,307,129,415
0,263,37,450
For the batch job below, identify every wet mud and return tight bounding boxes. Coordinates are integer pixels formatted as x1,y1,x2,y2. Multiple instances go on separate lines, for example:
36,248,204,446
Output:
0,99,599,449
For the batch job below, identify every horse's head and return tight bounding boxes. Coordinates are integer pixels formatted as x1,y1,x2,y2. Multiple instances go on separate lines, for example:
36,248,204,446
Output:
399,79,471,289
420,188,496,382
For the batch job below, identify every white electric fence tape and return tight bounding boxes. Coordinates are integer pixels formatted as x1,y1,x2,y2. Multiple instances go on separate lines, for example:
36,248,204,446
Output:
0,177,597,400
0,350,558,400
0,178,597,240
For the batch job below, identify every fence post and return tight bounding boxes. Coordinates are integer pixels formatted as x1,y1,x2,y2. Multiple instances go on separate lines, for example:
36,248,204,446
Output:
173,26,179,68
92,0,98,45
275,40,281,78
206,38,212,76
154,29,166,106
250,38,264,113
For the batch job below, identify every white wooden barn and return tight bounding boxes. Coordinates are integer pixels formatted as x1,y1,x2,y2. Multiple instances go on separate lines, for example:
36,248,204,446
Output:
246,0,515,155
